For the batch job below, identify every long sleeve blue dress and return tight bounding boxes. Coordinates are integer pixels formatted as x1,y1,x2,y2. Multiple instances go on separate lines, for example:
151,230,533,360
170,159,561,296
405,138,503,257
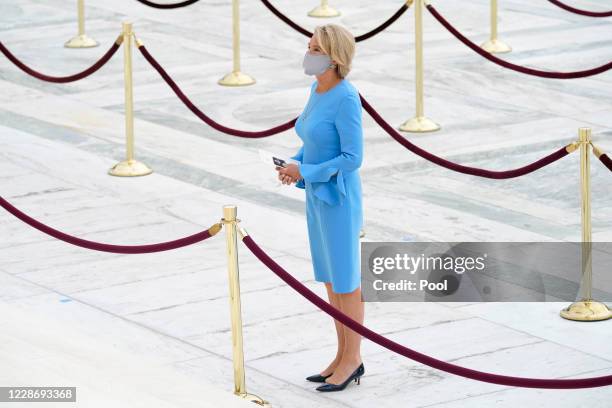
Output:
290,79,364,294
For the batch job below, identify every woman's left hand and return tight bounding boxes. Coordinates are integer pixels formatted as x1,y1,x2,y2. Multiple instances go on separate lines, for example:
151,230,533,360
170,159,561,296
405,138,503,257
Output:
276,163,302,185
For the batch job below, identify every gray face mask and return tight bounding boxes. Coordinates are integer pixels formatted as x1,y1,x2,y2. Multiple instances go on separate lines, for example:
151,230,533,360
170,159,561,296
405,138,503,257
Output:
302,51,335,76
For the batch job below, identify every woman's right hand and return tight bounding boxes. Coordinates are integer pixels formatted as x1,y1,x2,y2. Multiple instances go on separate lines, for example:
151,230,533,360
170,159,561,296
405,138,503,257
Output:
276,164,302,185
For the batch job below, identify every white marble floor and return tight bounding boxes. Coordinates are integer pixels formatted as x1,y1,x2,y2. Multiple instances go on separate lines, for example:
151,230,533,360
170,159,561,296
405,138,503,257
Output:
1,0,611,407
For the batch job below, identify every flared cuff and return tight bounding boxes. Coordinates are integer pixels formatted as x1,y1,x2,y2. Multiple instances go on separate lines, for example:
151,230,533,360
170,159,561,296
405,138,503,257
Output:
299,163,347,206
298,162,337,183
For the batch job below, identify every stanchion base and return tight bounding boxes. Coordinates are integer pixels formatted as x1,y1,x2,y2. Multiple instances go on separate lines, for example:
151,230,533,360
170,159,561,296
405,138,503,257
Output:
65,34,99,48
480,39,512,54
308,4,341,17
218,71,256,86
399,116,441,133
235,392,271,407
560,300,611,321
108,159,153,177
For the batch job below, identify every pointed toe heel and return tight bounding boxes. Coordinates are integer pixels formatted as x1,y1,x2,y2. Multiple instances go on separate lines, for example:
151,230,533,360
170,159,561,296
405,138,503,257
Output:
316,363,364,392
306,373,332,383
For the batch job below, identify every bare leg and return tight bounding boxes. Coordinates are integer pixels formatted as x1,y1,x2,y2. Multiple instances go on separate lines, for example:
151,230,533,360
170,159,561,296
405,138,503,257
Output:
319,281,345,376
324,285,364,385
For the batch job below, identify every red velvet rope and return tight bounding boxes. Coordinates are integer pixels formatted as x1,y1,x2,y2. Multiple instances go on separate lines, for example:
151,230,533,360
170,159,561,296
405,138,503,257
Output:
134,0,201,8
0,40,121,83
598,153,612,172
426,4,612,79
259,0,410,42
138,42,571,176
137,45,296,138
0,196,220,254
242,233,612,388
547,0,612,17
359,95,571,178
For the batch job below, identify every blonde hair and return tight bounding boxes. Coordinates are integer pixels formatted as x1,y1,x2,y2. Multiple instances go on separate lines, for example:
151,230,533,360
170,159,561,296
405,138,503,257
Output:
313,24,356,79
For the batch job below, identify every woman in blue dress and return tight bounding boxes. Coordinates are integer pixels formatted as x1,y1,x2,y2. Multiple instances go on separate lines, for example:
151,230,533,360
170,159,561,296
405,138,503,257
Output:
276,24,365,393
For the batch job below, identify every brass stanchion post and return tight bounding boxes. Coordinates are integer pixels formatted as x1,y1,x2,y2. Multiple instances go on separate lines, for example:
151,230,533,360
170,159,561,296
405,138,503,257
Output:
400,0,440,133
308,0,341,18
480,0,512,54
109,23,152,177
560,128,611,321
219,0,255,86
65,0,99,48
221,206,270,406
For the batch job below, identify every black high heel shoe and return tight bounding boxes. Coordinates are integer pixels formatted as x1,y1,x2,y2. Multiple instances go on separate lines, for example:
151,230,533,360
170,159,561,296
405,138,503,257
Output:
305,372,333,383
316,363,364,392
